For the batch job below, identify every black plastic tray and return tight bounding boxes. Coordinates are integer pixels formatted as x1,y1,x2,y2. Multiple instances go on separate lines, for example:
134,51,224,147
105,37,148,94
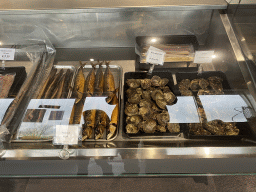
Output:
123,71,183,139
175,71,251,140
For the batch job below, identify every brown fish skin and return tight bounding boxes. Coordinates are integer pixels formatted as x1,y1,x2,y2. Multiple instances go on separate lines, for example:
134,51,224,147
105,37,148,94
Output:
73,64,86,104
36,67,57,99
44,69,64,99
69,98,85,124
94,62,104,96
107,103,119,140
103,61,115,96
61,69,72,98
82,109,97,140
106,88,119,105
84,62,96,97
95,110,110,140
51,72,66,99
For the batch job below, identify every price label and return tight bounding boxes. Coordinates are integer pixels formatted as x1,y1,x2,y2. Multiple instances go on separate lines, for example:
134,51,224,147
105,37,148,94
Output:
54,125,79,145
0,48,15,61
146,46,166,65
194,51,214,64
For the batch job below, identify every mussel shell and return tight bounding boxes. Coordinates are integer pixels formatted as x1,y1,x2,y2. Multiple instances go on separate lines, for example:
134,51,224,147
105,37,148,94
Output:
140,79,151,89
151,76,162,86
126,124,139,134
143,119,157,133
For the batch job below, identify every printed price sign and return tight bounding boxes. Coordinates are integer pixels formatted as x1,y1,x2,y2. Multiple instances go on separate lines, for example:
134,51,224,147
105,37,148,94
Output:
146,46,166,65
194,51,214,64
54,125,79,145
0,48,15,60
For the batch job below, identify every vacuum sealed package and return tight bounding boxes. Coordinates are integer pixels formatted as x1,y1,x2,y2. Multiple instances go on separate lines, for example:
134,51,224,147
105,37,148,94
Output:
0,27,56,142
135,36,197,64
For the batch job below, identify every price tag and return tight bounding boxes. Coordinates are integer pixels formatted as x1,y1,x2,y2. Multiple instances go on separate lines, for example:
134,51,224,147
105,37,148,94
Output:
194,51,214,64
0,48,15,61
54,125,79,145
146,46,166,65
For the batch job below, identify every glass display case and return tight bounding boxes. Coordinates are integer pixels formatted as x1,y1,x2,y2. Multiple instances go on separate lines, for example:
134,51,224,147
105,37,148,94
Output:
1,0,256,176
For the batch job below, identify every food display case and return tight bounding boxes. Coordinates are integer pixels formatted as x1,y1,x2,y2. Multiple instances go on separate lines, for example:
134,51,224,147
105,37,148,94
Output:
1,0,256,176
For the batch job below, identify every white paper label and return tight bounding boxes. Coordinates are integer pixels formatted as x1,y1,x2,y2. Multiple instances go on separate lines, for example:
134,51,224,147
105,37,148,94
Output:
54,125,79,145
0,48,15,60
146,46,166,65
194,51,214,64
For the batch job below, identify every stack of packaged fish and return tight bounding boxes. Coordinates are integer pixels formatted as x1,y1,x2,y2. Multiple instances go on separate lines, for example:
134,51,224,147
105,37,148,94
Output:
69,61,119,141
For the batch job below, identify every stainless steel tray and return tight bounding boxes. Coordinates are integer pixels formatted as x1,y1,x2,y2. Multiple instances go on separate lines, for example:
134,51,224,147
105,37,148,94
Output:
12,65,76,142
81,64,122,142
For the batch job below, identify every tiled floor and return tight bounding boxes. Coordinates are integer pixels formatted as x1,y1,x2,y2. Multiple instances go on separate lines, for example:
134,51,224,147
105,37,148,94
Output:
1,176,256,192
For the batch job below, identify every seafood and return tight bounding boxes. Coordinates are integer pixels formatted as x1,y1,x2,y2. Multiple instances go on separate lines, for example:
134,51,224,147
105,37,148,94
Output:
136,88,143,96
69,99,85,124
151,76,162,86
142,90,151,100
103,61,116,96
95,110,110,140
161,86,171,93
82,109,97,140
44,69,64,99
156,99,167,109
126,79,141,89
159,78,169,87
208,76,223,91
190,79,200,91
180,90,193,96
61,69,72,98
156,111,169,126
36,67,57,99
125,103,139,116
189,123,211,135
178,79,190,91
72,64,86,103
164,92,176,104
167,123,180,133
204,120,225,135
139,106,152,120
224,122,239,135
139,99,152,108
157,125,166,132
151,89,163,101
107,104,119,140
84,62,96,97
126,115,142,126
143,119,157,133
128,93,141,104
51,72,66,99
199,78,209,89
106,88,119,105
126,88,136,98
0,73,15,98
94,62,104,96
126,124,139,134
140,79,151,89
